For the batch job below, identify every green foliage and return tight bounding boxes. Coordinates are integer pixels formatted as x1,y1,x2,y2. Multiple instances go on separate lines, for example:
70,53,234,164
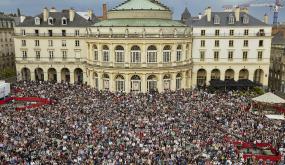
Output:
0,68,16,79
253,87,264,95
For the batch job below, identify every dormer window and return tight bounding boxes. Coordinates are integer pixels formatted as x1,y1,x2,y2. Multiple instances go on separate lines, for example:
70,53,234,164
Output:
35,17,40,25
214,15,220,25
229,14,235,24
243,15,249,24
62,17,67,25
48,17,54,25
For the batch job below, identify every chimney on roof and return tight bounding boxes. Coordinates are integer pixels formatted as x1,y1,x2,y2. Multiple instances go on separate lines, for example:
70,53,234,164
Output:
102,4,107,20
263,13,269,24
205,7,211,22
43,7,49,22
69,8,75,22
20,16,26,23
235,7,240,22
50,7,57,13
88,9,93,20
198,13,202,20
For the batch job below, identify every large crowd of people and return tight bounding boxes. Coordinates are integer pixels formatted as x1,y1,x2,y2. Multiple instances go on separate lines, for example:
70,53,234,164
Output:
0,81,285,164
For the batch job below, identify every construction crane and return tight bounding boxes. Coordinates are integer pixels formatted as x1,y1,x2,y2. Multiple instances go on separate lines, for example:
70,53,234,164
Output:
223,0,284,25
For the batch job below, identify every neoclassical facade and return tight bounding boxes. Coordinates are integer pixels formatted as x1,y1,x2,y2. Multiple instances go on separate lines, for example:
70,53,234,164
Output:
190,7,272,88
14,0,272,92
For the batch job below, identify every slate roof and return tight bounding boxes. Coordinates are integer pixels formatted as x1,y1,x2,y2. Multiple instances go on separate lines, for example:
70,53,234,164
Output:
191,12,269,27
181,8,191,21
272,32,285,45
17,10,97,27
111,0,170,11
94,18,185,27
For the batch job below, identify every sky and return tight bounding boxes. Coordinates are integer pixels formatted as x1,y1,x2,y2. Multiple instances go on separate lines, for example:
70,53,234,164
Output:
1,0,285,24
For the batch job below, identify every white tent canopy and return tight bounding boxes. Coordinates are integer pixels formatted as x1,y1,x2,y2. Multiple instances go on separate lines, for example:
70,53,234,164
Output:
252,92,285,104
265,115,285,120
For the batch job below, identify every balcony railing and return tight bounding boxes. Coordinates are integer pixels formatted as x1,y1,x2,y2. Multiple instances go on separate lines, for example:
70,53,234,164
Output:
193,32,270,37
14,33,86,37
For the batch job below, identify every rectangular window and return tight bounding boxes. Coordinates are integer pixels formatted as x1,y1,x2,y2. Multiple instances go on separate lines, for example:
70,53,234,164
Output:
214,40,219,47
243,51,248,61
131,51,141,63
21,40,26,46
147,51,157,63
35,29,39,36
62,40,66,47
214,51,219,61
200,51,205,61
215,30,220,36
94,50,98,61
163,51,171,63
229,40,234,47
176,50,182,62
22,51,27,59
21,29,26,36
48,40,53,47
228,51,233,61
116,80,125,92
244,29,249,36
176,78,182,90
35,40,40,47
201,30,205,36
115,51,124,63
200,40,205,47
103,50,109,62
244,40,248,47
75,40,80,47
229,30,234,36
75,30,80,36
259,29,265,36
259,40,264,47
48,30,53,37
258,51,263,61
49,51,54,59
62,51,67,59
35,51,40,59
62,30,66,37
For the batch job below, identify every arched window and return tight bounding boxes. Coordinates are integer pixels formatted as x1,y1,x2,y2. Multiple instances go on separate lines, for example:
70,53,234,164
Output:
35,17,40,25
147,45,157,63
163,74,171,90
163,45,171,63
243,14,249,24
131,45,141,63
48,17,54,25
228,14,235,24
93,72,99,89
176,45,182,62
131,75,141,92
176,73,182,90
115,75,125,92
115,45,124,63
93,45,98,61
102,45,109,62
214,15,220,25
147,75,157,91
62,17,67,25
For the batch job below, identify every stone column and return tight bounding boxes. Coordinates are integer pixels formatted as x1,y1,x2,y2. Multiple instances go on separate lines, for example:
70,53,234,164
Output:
248,69,254,82
125,74,130,93
98,72,103,90
31,71,35,81
44,71,48,81
191,71,197,89
158,44,162,63
57,71,61,83
182,71,187,89
141,44,146,64
172,43,177,63
125,44,130,64
234,71,239,81
220,70,225,81
183,44,187,61
110,44,115,64
109,73,115,92
171,72,176,91
158,74,163,92
70,70,75,84
97,43,101,62
206,71,211,85
141,73,147,93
